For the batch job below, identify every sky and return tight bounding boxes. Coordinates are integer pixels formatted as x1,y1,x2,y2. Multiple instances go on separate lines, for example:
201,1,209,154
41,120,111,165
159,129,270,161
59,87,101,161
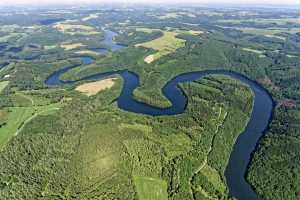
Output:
0,0,300,6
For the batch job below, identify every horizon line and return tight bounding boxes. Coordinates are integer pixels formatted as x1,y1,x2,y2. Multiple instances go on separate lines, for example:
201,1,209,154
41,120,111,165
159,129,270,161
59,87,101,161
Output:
1,2,300,7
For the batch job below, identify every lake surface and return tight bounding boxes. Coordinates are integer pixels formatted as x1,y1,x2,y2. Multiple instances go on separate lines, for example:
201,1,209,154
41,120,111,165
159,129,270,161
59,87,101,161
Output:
0,43,8,52
87,30,126,54
102,29,127,51
7,46,23,53
45,30,273,200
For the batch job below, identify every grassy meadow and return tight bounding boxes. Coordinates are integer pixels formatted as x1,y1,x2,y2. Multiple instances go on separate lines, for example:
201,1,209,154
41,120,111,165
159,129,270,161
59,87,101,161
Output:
0,81,9,93
135,31,186,63
134,176,168,200
0,90,63,149
0,107,34,148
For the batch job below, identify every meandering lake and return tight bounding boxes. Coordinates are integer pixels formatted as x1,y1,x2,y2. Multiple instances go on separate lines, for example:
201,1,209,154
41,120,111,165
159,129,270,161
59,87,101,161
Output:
45,30,273,200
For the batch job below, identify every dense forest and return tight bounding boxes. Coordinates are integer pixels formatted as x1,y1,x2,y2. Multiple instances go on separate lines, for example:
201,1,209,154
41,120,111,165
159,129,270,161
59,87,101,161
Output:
0,5,299,200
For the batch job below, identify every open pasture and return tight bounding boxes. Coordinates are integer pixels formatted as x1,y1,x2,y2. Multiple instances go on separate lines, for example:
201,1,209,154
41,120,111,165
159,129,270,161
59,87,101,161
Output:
135,31,186,63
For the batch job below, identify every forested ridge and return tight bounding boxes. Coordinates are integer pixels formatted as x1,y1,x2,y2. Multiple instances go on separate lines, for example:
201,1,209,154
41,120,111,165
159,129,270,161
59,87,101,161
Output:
0,5,299,200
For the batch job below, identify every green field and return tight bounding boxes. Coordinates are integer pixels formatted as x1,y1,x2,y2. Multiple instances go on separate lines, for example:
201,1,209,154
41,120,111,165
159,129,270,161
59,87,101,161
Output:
0,73,253,199
0,107,34,148
0,90,63,149
0,81,9,93
235,27,300,38
242,48,266,57
0,103,63,148
218,17,300,26
135,31,186,63
134,176,168,200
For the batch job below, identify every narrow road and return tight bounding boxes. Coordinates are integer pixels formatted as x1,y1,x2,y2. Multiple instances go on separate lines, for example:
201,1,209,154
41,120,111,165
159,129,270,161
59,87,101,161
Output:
189,107,227,200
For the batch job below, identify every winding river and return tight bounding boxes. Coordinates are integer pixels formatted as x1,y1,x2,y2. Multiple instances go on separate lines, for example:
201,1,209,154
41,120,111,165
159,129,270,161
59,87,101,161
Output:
45,30,274,200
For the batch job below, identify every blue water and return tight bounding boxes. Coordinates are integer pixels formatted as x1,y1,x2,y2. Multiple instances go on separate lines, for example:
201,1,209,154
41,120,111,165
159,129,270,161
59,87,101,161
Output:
46,30,127,85
88,30,126,54
45,30,273,200
45,56,94,85
7,46,23,53
102,29,127,51
0,43,8,52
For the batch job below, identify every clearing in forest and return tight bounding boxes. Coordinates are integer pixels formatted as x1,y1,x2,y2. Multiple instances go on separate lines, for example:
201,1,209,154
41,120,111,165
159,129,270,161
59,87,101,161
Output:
75,78,116,96
60,43,86,50
75,50,101,55
82,14,99,21
0,81,9,93
53,22,100,35
134,176,168,200
242,48,266,57
0,91,63,148
0,107,34,147
135,31,186,63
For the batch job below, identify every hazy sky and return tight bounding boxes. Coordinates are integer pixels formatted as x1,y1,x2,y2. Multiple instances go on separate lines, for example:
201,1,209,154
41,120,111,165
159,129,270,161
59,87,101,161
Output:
0,0,300,5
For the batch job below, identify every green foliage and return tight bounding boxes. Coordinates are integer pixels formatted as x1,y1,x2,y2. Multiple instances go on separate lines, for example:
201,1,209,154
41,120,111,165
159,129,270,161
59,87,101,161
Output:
1,6,300,200
134,176,168,200
247,108,300,200
0,107,34,148
115,29,163,46
0,74,252,200
0,81,9,93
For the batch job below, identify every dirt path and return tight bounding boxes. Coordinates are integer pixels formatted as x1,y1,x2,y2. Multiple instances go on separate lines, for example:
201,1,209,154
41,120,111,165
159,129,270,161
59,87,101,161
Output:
14,107,60,136
16,92,34,105
189,107,227,200
13,93,61,136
